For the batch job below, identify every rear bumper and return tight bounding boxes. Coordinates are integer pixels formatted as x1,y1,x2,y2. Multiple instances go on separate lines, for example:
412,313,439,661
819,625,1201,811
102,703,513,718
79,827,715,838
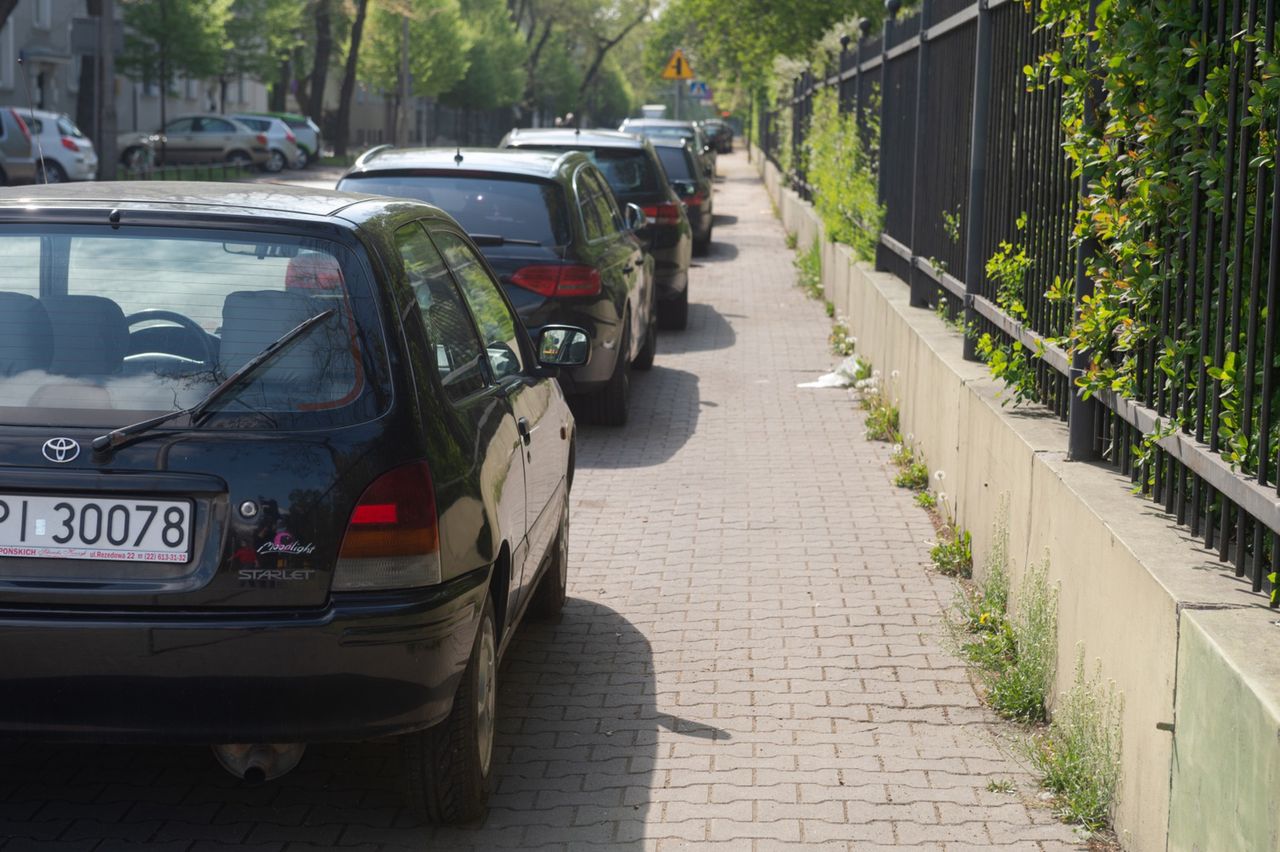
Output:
0,569,488,743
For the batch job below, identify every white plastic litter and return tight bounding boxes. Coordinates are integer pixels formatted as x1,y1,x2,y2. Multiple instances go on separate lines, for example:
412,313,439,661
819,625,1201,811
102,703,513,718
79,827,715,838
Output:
798,355,864,388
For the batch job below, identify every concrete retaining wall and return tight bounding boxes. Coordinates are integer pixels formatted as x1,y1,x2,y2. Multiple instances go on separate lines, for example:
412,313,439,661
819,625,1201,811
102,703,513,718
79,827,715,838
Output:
754,149,1280,851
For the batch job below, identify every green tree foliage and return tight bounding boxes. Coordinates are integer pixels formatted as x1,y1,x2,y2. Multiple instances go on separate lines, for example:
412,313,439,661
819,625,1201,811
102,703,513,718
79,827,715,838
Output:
222,0,304,81
359,0,472,99
441,0,527,109
804,88,882,261
119,0,232,88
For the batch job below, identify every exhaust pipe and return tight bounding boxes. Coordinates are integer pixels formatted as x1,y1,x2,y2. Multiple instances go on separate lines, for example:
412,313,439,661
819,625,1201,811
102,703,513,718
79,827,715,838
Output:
211,742,306,784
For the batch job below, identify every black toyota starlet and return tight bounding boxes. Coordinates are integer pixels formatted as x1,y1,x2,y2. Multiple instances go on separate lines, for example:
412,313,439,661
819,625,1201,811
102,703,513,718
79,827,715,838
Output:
0,182,589,823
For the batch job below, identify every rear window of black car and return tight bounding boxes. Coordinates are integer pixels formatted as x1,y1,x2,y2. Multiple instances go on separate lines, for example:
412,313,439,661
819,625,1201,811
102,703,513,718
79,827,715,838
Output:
656,147,694,182
340,174,572,247
510,147,664,199
0,226,388,430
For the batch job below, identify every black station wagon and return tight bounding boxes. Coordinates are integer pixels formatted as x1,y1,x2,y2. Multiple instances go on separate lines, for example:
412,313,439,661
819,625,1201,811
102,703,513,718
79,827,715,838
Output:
0,183,589,823
338,147,655,426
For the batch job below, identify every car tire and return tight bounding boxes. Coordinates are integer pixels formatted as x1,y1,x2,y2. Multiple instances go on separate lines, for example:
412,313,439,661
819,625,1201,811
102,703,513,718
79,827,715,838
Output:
121,146,150,172
694,225,712,256
403,595,497,824
529,497,569,620
37,161,67,184
581,324,630,426
295,148,310,169
658,287,689,331
632,306,657,371
265,149,286,173
226,150,253,170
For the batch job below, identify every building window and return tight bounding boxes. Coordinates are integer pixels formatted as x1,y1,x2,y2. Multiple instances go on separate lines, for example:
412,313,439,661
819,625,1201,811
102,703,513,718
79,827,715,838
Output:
33,0,52,30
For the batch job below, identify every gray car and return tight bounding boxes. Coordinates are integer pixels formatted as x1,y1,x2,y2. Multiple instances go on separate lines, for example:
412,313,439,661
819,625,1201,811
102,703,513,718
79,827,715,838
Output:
0,108,36,185
231,114,304,172
117,115,270,169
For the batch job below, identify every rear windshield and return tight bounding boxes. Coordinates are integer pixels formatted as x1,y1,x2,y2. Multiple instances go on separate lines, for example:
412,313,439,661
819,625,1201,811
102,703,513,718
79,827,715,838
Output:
507,146,663,200
656,147,694,181
0,227,386,430
340,174,571,246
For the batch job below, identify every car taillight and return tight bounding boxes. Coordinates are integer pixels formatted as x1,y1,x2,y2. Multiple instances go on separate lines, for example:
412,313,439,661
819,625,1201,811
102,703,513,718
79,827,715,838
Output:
255,133,268,146
285,129,297,142
510,264,603,298
60,136,78,152
11,110,30,144
333,462,441,590
684,192,704,208
642,202,682,226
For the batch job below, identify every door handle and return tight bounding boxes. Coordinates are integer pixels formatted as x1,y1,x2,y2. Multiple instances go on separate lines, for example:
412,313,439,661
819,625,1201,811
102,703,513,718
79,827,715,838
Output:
517,417,532,445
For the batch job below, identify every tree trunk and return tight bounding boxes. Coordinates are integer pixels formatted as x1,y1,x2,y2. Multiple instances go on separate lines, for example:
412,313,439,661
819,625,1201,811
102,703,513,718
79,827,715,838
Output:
334,0,369,156
520,19,552,118
307,0,333,121
293,46,310,114
269,57,290,112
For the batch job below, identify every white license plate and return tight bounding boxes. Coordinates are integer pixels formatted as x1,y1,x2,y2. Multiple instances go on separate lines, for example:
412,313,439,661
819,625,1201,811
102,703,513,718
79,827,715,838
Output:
0,495,193,563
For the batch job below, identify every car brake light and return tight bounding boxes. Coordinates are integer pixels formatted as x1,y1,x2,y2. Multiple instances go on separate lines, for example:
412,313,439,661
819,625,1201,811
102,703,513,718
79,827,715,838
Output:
642,202,682,226
333,462,441,590
510,264,602,298
684,192,704,208
285,129,297,142
60,136,78,152
255,133,268,146
11,110,30,144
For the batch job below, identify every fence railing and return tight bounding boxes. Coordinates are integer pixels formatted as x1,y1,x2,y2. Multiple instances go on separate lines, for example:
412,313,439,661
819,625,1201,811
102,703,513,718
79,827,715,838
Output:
761,0,1280,606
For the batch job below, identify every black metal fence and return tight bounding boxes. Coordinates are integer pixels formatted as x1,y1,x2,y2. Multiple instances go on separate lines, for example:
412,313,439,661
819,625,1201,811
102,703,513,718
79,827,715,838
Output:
761,0,1280,605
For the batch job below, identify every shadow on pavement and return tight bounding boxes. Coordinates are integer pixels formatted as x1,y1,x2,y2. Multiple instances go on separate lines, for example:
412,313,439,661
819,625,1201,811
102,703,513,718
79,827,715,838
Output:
697,241,739,263
712,213,738,226
0,603,657,851
665,302,736,354
576,366,700,469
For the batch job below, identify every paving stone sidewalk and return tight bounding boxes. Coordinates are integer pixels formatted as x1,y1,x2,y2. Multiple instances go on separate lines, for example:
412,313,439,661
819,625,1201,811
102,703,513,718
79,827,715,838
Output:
0,152,1084,851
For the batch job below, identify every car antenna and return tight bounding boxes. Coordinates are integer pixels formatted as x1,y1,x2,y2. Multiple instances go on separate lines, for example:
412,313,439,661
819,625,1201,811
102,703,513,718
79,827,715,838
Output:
454,147,463,166
16,55,47,185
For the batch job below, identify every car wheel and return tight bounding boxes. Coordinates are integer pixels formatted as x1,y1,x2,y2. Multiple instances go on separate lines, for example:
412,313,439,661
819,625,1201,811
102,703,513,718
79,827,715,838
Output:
403,595,497,823
632,306,658,371
121,146,150,171
659,287,689,331
265,149,286,173
581,324,630,426
37,161,67,184
295,148,310,169
226,150,253,170
694,225,712,256
529,496,569,620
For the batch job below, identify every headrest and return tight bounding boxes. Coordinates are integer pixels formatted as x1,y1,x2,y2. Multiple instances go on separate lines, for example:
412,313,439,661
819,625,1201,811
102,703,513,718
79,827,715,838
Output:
43,295,128,376
220,290,352,386
285,252,344,291
0,292,53,377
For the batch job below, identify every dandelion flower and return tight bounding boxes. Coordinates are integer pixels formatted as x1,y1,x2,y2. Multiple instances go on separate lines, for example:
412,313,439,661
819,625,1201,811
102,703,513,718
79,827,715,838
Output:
935,470,947,482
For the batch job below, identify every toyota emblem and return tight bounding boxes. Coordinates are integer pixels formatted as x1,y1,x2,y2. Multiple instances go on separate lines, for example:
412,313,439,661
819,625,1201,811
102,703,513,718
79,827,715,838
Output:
42,438,80,464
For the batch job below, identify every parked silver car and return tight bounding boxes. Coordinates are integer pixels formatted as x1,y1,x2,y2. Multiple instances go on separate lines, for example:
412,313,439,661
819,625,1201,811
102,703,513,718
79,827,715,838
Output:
231,114,303,172
0,108,36,185
117,115,270,169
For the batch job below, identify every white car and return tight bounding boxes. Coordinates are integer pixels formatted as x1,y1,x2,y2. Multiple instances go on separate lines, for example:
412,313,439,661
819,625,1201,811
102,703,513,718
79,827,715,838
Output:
231,114,303,172
17,109,97,182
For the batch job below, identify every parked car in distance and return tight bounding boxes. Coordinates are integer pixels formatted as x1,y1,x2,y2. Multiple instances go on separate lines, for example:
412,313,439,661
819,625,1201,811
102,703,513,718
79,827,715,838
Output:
700,118,733,154
13,109,97,183
0,108,36,185
618,118,716,176
337,147,656,426
230,114,303,172
652,138,715,254
499,127,693,330
0,181,588,824
117,115,270,169
244,111,322,167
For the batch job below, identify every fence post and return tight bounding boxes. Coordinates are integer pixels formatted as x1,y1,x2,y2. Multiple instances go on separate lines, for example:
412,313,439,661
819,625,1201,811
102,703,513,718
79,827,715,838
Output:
962,0,994,361
1067,0,1102,461
875,1,898,271
907,0,934,308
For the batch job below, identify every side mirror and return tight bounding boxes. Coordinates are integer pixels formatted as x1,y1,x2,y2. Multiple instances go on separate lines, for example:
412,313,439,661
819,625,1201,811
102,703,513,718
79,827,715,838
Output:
536,325,591,369
623,202,648,231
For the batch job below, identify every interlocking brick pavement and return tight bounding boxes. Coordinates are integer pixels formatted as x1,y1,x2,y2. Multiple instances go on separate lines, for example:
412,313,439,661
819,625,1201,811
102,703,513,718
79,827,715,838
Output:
0,153,1084,850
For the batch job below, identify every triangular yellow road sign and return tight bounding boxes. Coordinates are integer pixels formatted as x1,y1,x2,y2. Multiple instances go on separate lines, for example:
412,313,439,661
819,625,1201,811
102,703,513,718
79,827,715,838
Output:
661,49,694,81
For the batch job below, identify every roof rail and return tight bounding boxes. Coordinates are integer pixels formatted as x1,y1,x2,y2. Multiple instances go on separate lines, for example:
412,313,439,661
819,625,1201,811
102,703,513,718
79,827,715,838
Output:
354,144,394,168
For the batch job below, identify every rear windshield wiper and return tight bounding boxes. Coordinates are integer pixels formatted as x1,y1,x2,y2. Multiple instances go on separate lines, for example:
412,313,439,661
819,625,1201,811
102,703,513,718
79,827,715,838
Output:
91,309,337,458
467,233,543,247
